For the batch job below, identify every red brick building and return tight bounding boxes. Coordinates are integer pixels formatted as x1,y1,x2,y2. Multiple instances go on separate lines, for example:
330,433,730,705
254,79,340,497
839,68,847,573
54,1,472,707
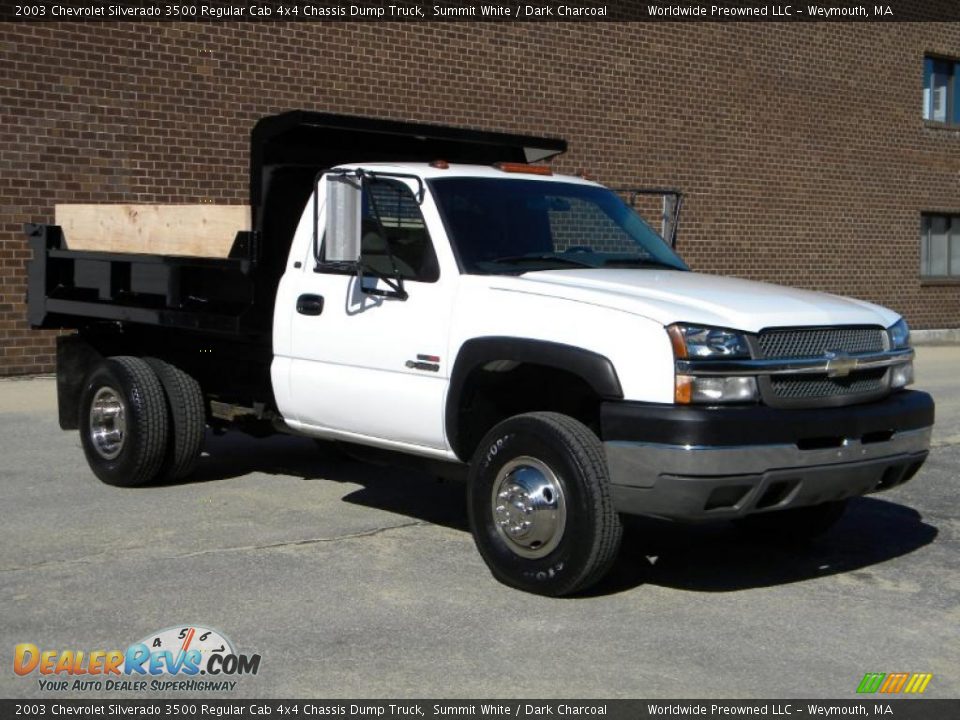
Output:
1,22,959,375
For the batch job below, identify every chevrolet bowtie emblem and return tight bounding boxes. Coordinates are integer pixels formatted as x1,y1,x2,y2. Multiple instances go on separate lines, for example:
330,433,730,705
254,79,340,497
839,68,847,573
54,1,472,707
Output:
824,351,857,378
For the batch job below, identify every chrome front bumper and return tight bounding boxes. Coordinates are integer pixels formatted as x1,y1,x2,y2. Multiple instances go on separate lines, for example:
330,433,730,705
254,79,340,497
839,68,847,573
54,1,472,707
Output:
605,426,931,520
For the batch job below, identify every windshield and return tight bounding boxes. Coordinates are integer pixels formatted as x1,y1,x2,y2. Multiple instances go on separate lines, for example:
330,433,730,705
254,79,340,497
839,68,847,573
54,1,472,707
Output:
429,178,688,274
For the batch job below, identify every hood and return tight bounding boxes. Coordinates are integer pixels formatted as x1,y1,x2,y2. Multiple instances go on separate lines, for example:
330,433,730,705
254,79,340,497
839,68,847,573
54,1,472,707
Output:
491,269,898,332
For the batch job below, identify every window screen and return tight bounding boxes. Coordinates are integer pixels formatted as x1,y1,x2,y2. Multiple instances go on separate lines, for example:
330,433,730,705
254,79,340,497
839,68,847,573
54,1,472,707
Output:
360,179,439,283
548,196,652,256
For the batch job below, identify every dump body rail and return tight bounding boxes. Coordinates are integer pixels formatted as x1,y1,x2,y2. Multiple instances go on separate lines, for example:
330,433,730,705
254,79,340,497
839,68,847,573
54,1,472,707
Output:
26,223,261,337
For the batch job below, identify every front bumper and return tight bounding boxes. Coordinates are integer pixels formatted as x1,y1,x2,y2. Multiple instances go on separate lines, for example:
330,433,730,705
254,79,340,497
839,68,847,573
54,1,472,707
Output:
601,390,934,520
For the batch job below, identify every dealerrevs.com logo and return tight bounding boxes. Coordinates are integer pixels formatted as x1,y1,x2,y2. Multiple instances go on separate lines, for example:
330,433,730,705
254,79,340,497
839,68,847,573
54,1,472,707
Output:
14,625,261,692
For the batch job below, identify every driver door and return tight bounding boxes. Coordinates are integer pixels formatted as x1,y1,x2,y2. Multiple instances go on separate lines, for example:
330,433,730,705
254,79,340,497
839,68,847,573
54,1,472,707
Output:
278,175,455,454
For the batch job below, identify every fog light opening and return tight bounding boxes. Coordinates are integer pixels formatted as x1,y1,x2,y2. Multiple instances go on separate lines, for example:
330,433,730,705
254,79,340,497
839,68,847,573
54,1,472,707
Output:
756,480,798,509
890,361,914,389
704,484,751,511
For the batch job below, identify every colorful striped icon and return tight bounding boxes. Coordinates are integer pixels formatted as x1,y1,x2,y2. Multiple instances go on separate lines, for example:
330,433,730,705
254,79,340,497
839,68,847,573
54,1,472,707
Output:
857,672,933,694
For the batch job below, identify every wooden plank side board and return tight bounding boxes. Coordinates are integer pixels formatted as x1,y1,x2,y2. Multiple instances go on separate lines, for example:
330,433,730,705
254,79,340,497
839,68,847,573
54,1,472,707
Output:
55,204,252,257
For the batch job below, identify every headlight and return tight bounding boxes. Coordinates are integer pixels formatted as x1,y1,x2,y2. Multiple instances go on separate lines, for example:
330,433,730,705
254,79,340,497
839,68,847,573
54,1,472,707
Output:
888,318,910,349
667,324,750,358
887,318,913,388
667,324,758,404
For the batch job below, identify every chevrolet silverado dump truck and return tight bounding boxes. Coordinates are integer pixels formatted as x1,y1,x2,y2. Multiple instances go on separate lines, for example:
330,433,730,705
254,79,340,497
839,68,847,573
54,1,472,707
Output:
27,111,934,595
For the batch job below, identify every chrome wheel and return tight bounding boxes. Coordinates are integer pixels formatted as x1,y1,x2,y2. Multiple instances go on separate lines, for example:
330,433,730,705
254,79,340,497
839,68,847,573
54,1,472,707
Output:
89,386,126,460
491,456,566,559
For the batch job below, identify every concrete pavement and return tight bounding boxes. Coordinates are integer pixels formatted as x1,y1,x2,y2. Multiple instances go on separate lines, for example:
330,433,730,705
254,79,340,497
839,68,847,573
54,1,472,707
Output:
0,348,957,698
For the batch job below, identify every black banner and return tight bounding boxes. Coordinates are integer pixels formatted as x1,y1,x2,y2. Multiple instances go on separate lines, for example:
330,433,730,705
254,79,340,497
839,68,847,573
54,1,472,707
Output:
3,0,960,23
1,700,959,719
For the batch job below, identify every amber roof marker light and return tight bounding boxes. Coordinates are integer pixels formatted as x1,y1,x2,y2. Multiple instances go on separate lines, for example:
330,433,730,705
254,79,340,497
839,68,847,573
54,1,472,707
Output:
494,162,553,176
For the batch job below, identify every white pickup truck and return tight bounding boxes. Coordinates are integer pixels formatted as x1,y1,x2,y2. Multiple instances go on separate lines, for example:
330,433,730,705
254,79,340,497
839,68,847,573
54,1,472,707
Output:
28,112,934,595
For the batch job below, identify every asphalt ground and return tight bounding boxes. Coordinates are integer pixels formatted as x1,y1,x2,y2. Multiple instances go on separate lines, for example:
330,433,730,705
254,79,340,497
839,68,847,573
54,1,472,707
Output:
0,347,957,699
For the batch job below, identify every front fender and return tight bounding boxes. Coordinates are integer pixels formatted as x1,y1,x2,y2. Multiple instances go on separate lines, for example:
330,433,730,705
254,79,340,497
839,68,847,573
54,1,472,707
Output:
444,336,623,460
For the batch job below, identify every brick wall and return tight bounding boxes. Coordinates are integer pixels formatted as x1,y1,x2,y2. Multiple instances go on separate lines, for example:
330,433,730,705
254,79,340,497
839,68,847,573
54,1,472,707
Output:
2,22,959,375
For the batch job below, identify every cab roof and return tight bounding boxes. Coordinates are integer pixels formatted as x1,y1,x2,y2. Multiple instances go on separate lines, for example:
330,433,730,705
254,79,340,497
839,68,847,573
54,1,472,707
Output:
332,162,599,185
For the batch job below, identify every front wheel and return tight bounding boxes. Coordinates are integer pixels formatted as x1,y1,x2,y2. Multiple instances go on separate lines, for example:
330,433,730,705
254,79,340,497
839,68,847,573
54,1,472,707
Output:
467,412,622,596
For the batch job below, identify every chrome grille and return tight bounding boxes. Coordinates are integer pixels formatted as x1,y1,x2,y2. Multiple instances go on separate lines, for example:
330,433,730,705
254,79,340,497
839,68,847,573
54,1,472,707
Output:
756,326,890,407
757,327,885,359
769,369,888,400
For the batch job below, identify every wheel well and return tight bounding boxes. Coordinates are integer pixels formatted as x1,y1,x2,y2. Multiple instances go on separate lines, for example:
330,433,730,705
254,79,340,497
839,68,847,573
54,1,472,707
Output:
451,362,604,461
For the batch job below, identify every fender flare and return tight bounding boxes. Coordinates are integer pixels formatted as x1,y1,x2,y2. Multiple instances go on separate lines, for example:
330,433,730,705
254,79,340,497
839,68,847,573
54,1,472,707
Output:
445,336,624,460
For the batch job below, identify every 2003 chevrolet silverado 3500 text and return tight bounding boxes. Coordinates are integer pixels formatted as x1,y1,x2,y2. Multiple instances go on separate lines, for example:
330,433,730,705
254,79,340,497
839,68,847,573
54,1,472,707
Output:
27,112,934,595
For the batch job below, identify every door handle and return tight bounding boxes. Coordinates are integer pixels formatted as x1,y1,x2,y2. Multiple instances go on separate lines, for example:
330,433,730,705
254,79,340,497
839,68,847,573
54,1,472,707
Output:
296,294,324,316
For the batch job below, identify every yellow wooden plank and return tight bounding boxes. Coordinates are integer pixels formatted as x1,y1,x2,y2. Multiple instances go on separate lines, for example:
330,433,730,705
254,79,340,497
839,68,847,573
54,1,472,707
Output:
54,204,251,258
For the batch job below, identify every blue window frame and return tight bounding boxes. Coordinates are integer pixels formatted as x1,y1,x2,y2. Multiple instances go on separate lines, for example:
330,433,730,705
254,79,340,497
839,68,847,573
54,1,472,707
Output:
923,55,960,125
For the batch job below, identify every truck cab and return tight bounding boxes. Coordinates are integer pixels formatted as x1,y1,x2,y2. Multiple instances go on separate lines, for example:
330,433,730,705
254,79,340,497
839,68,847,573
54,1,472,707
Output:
269,158,932,594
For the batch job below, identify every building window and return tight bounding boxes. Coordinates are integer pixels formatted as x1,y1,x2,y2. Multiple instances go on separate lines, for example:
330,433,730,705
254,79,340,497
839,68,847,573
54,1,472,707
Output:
921,214,960,278
923,56,960,124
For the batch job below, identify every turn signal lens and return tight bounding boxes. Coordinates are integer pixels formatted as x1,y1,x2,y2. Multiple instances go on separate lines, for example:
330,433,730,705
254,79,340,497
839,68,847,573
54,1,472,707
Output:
667,325,688,359
675,375,758,404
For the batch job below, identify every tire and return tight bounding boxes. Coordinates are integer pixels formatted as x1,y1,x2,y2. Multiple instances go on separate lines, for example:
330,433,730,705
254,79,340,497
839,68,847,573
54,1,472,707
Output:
144,358,206,482
78,356,169,487
467,412,622,596
735,499,848,542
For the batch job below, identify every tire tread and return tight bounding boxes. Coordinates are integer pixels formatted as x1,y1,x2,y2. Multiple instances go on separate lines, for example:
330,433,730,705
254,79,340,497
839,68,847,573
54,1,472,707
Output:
106,356,168,486
530,412,622,594
145,358,206,482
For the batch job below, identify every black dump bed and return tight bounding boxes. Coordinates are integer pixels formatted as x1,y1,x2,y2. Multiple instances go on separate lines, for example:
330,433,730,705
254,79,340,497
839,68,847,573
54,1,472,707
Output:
27,111,566,341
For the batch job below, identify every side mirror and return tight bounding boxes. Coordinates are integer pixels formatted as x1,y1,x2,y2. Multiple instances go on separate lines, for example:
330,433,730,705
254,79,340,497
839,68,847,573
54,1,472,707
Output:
324,174,362,263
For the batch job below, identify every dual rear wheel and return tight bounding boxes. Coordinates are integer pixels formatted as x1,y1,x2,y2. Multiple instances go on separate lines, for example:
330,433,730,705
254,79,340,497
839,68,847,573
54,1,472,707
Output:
78,356,205,487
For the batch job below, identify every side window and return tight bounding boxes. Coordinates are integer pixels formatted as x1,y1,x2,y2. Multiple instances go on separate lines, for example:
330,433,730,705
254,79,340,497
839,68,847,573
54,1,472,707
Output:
360,180,440,283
